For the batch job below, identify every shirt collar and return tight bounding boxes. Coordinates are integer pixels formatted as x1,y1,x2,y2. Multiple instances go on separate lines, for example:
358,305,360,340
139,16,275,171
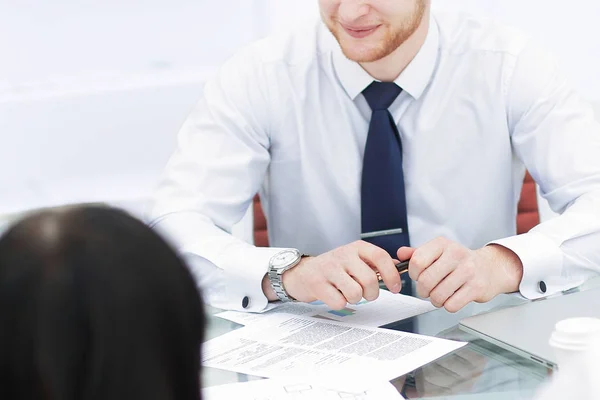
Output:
331,14,439,101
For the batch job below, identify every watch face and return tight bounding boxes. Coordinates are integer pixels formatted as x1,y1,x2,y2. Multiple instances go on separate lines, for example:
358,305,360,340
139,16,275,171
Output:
271,250,299,269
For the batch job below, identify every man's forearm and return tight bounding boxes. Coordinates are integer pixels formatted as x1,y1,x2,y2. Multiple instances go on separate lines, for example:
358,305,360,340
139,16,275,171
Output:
484,244,523,293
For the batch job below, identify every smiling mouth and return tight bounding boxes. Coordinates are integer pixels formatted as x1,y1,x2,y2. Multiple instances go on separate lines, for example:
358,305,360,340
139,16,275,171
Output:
340,23,381,39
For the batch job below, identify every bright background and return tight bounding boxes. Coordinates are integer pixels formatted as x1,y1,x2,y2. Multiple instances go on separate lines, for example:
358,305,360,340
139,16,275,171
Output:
2,0,599,235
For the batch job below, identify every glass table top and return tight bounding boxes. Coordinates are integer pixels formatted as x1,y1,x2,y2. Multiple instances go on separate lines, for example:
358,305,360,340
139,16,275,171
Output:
201,277,600,399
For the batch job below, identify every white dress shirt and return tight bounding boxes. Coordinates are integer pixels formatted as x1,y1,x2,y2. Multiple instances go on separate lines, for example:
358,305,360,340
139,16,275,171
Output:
149,12,600,312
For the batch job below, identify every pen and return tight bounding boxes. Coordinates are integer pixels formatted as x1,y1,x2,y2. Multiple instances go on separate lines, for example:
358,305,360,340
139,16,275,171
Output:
395,259,410,275
376,259,410,281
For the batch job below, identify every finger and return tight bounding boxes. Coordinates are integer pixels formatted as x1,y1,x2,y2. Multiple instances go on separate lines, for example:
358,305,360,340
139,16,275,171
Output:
355,241,401,294
415,252,459,299
330,272,364,305
313,282,348,310
427,270,468,308
344,258,380,301
444,285,475,313
396,246,415,263
408,237,448,281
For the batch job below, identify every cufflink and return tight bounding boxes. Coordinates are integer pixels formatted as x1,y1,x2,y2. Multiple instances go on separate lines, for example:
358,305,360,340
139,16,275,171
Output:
242,296,250,309
538,281,547,294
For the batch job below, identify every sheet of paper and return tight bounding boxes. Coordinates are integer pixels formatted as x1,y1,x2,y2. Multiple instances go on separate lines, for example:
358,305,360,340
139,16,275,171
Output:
216,290,436,327
202,379,405,400
203,314,466,392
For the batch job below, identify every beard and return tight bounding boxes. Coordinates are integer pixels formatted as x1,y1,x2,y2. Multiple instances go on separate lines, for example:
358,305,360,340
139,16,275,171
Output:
326,1,426,63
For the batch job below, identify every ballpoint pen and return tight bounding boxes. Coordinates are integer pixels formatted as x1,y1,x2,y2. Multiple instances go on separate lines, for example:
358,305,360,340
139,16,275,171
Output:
376,259,410,281
395,259,410,275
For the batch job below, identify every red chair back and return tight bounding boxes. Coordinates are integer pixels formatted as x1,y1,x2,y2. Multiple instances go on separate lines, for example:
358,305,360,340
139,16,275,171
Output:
517,172,540,234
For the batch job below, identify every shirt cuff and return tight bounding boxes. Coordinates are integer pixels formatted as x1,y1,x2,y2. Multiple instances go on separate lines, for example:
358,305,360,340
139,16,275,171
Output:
224,246,287,312
489,232,578,299
183,241,285,312
150,211,289,312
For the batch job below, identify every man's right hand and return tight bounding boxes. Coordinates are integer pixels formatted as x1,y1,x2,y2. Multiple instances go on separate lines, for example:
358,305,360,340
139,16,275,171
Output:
268,241,403,310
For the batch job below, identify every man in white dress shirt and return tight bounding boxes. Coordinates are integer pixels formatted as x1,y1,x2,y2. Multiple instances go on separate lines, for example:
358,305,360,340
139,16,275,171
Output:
149,0,600,313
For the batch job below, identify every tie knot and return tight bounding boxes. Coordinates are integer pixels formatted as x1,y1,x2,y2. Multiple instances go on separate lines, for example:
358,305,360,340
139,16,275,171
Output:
362,81,402,111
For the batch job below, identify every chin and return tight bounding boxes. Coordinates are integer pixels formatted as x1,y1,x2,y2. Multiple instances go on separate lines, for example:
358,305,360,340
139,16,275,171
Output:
340,43,388,63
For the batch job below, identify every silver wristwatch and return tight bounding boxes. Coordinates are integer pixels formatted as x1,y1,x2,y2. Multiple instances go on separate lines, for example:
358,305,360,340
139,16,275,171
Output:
268,249,302,302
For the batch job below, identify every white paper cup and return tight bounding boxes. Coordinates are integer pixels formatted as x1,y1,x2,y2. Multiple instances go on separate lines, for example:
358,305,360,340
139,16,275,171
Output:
549,317,600,369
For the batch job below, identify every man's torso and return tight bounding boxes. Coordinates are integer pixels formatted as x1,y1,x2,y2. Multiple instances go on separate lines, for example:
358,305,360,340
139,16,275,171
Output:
241,12,531,254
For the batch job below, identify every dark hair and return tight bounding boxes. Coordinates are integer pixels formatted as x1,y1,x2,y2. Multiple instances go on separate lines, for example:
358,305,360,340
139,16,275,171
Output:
0,205,204,400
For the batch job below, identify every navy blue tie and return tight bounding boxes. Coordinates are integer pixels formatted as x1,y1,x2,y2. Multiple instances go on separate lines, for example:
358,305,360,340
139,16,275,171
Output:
361,81,413,296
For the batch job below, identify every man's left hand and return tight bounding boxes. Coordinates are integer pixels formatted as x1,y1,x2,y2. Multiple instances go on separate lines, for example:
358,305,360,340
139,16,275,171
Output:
397,238,524,313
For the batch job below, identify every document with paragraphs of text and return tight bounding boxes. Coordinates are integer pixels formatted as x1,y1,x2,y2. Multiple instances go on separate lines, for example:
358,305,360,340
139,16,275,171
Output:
202,314,465,392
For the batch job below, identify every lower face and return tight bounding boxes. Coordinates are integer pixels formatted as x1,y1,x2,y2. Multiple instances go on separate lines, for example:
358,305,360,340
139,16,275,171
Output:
319,0,427,63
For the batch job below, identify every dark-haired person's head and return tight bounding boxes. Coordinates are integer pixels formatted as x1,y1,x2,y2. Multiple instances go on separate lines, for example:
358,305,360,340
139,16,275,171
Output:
0,205,205,400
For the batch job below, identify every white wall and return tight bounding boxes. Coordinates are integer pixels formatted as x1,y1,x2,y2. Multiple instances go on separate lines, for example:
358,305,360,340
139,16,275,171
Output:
0,1,270,218
263,1,319,33
0,0,266,90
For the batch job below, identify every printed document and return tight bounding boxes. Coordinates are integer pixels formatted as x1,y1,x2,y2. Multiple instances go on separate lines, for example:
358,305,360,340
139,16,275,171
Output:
202,379,405,400
216,290,436,327
203,314,466,392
